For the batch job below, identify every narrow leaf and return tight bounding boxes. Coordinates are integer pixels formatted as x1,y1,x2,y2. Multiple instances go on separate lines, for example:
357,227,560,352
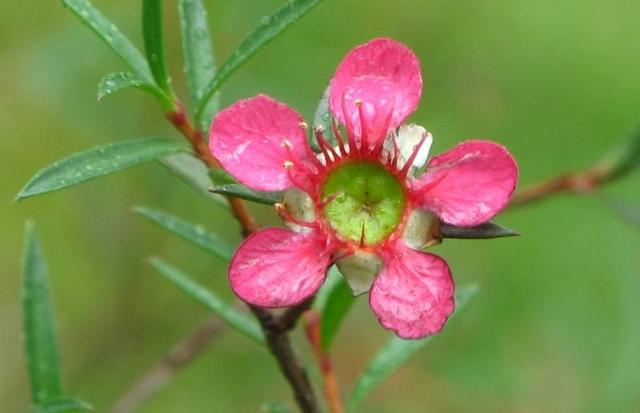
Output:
22,222,63,404
441,222,520,239
133,206,234,260
149,257,264,343
313,266,342,313
599,195,640,231
209,168,239,185
260,401,292,413
178,0,219,130
346,285,479,413
210,184,283,205
142,0,174,94
319,277,354,349
159,153,227,207
16,138,189,201
34,397,93,413
602,122,640,182
62,0,152,83
195,0,324,125
97,72,157,100
311,85,338,150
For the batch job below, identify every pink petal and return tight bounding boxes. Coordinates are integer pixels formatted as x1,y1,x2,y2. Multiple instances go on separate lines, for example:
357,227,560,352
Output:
370,241,455,339
412,140,518,227
329,38,422,148
209,95,313,191
229,228,332,307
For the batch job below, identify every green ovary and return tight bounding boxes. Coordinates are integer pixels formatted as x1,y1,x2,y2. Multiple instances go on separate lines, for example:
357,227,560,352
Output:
321,161,406,245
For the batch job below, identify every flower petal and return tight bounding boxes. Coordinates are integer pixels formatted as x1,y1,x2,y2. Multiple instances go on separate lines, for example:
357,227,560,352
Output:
370,241,455,339
412,140,518,227
329,38,422,147
209,95,313,191
229,228,332,307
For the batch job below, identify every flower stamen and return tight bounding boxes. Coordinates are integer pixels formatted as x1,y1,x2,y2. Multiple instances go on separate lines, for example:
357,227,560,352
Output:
355,99,369,155
341,94,359,156
331,118,348,157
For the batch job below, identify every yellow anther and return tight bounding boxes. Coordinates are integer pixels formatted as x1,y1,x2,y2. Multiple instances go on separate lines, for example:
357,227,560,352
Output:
299,121,308,130
281,139,293,149
354,98,363,106
283,160,294,169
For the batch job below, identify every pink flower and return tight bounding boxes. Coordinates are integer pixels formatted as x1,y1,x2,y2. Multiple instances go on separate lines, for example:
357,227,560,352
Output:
209,38,518,339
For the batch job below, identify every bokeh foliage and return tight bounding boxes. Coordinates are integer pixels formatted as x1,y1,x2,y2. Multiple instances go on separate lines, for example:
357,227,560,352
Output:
2,0,639,412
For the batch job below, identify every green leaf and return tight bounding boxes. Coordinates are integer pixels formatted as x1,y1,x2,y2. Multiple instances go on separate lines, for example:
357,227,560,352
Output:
313,86,332,133
195,0,324,125
159,153,227,207
599,195,640,230
441,222,520,239
149,258,264,343
142,0,174,95
209,168,238,185
346,285,479,413
210,184,283,205
22,222,63,405
33,397,93,413
602,122,640,182
62,1,149,82
16,138,189,201
133,206,234,260
260,401,292,413
178,0,220,130
97,72,158,100
320,277,354,350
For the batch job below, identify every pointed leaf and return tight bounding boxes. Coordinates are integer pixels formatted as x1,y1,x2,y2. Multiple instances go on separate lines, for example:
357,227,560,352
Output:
346,285,479,413
97,72,158,100
260,401,292,413
599,195,640,230
319,276,354,350
159,153,227,207
209,168,238,185
22,222,63,404
178,0,220,130
34,397,93,413
210,184,283,205
195,0,324,125
142,0,174,95
602,122,640,182
133,206,233,260
16,138,189,201
313,267,356,349
62,0,150,83
149,258,264,343
441,222,520,239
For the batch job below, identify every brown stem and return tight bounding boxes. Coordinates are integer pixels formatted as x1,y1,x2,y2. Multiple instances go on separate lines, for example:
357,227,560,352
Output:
251,306,320,413
304,311,343,413
109,318,224,413
509,165,609,207
166,105,258,236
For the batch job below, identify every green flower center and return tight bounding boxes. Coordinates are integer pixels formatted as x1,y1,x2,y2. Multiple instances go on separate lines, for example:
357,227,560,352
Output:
321,161,406,245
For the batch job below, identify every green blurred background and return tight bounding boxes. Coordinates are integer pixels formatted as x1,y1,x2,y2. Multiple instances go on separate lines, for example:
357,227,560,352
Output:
2,0,639,411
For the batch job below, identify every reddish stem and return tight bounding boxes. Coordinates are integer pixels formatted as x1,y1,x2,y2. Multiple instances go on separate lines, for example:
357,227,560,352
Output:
166,105,258,236
304,311,344,413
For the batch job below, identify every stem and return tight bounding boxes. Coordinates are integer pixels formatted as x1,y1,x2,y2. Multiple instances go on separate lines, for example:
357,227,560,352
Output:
166,104,258,236
251,306,320,413
509,165,609,207
304,311,343,413
109,318,224,413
